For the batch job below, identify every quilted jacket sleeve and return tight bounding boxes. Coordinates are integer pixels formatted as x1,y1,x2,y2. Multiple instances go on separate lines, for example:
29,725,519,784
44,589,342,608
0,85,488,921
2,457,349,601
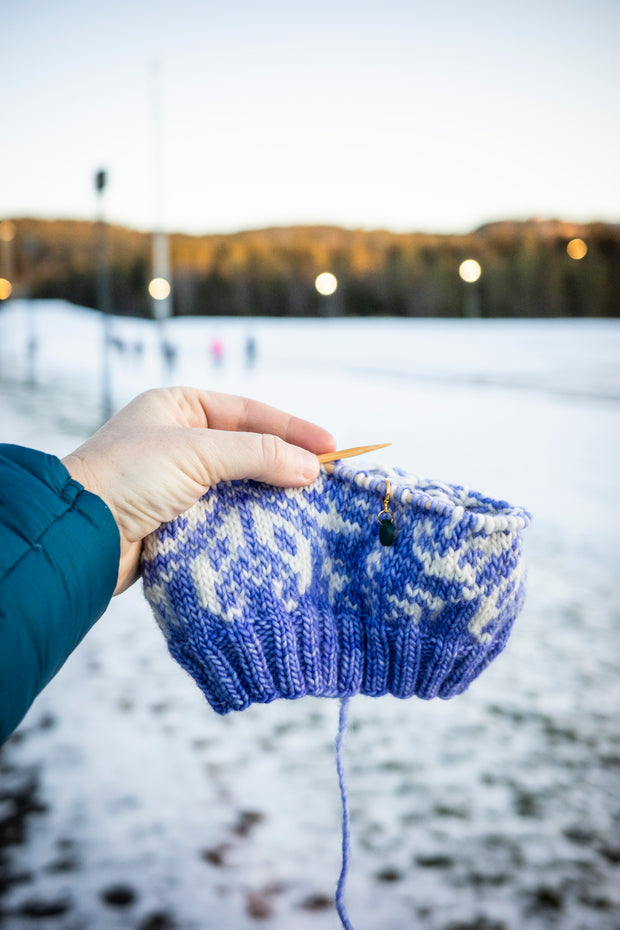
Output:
0,444,120,743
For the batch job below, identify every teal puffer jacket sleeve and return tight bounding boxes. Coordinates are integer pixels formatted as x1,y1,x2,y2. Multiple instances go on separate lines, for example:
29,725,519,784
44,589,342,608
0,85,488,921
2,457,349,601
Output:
0,444,120,743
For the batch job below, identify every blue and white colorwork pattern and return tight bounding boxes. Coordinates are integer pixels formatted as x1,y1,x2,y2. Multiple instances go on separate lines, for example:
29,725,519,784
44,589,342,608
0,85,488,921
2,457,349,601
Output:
141,464,531,715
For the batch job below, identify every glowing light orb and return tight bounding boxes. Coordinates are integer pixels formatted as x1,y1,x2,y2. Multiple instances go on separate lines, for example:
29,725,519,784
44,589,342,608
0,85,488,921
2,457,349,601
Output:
0,278,12,300
459,259,482,283
567,238,587,260
0,221,16,242
315,272,338,296
148,277,171,300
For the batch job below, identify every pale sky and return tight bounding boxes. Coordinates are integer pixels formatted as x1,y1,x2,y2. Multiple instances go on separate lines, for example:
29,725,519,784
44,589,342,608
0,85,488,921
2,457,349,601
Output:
3,0,619,235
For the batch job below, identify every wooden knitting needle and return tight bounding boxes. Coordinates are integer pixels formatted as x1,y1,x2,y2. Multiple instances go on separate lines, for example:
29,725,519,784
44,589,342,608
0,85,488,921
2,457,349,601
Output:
317,443,391,464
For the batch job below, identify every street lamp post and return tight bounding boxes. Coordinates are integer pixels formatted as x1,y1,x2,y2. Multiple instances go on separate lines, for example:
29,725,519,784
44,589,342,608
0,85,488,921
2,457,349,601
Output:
150,61,174,380
95,169,113,421
0,220,16,381
0,220,15,296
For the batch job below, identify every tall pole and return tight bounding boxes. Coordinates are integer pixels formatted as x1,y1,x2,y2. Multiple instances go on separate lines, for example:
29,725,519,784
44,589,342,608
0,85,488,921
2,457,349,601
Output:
150,61,173,377
95,169,113,420
0,221,16,380
0,220,15,292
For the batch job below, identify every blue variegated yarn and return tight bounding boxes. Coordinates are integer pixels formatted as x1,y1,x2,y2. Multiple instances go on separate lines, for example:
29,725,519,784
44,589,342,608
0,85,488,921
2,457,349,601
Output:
142,463,531,712
141,463,530,929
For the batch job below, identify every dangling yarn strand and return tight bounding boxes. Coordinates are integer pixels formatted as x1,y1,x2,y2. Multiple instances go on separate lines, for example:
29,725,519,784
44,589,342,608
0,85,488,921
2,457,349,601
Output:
142,466,531,928
335,696,354,930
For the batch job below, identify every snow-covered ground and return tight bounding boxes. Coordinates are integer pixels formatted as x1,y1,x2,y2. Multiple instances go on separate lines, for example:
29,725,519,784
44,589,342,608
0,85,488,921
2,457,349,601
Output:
1,300,619,930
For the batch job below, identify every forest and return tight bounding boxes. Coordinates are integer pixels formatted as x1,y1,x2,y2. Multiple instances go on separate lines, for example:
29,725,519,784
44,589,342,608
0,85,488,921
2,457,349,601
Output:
2,217,619,318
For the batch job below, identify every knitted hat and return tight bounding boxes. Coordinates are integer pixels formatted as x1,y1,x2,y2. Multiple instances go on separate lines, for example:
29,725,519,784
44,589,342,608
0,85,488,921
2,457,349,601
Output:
141,463,531,714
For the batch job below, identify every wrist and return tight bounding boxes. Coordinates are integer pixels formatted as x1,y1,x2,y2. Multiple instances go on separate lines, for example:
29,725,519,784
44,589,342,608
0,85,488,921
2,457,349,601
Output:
62,452,130,594
62,452,100,498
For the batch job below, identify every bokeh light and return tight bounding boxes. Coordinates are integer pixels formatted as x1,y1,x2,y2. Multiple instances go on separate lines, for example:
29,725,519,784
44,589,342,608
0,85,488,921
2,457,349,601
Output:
459,259,482,283
567,238,587,260
0,220,16,242
0,278,13,300
315,272,338,296
148,277,171,300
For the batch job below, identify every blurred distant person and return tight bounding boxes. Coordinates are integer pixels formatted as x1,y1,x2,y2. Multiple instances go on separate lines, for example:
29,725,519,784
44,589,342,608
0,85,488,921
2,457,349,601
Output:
109,336,126,353
245,335,257,369
210,337,224,367
0,387,335,743
26,335,38,387
162,340,178,373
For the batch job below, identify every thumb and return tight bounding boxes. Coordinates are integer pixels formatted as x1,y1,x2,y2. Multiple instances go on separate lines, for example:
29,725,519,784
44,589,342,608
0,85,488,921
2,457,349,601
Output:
192,429,321,488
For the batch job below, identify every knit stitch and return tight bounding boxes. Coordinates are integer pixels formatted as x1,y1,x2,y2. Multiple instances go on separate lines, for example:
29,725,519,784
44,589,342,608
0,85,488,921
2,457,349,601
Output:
141,464,531,713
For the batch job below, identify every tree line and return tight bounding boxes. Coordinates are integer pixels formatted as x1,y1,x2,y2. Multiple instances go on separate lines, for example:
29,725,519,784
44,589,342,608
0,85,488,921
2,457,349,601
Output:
3,217,619,318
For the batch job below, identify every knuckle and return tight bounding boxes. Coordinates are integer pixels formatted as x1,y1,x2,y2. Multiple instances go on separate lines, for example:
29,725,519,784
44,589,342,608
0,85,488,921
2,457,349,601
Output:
134,387,163,408
260,433,286,468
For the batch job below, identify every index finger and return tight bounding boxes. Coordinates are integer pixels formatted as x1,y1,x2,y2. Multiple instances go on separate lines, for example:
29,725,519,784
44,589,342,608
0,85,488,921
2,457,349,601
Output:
195,390,337,455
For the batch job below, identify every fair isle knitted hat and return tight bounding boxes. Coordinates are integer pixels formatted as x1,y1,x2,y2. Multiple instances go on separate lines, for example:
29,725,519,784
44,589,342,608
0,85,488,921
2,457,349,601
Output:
142,463,530,712
141,463,531,927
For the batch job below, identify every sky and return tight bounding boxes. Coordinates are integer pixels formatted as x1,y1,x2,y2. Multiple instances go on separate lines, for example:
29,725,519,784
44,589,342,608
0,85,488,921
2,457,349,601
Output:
2,0,619,236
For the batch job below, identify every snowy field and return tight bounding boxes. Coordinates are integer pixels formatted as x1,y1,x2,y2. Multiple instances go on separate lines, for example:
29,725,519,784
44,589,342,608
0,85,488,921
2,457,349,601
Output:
1,300,619,930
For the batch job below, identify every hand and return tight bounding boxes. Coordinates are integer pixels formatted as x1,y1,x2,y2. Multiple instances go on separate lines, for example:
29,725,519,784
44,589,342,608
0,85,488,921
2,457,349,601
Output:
62,387,336,594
